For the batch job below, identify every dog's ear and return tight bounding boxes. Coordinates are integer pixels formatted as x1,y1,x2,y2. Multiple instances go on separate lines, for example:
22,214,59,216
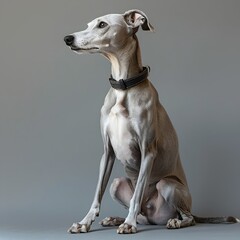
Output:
123,9,154,32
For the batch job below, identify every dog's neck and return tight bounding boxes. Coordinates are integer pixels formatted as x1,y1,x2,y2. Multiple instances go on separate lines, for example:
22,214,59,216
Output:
104,35,143,81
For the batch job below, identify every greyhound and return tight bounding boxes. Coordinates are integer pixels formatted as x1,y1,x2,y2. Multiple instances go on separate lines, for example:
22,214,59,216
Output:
64,9,239,234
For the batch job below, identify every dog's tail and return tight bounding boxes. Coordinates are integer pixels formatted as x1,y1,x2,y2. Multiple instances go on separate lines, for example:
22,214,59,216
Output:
193,215,240,224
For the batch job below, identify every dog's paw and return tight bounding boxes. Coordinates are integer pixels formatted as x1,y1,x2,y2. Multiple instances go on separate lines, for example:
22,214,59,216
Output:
67,222,90,233
166,218,182,229
100,217,125,226
117,223,137,234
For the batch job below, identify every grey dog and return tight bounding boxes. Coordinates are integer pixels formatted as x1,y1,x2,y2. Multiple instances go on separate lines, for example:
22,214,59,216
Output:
64,9,239,234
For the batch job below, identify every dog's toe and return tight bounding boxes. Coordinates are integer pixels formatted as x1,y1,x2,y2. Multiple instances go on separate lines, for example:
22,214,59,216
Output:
117,223,137,234
67,223,90,233
166,218,182,229
100,216,125,226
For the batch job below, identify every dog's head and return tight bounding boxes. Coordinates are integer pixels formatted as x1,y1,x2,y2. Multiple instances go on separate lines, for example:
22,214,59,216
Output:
64,9,154,55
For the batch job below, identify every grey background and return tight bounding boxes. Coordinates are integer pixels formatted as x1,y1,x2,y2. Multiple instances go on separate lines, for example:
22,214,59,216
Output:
0,0,240,238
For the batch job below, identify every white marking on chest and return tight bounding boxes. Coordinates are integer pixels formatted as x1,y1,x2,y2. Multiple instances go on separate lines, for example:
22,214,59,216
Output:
108,103,133,162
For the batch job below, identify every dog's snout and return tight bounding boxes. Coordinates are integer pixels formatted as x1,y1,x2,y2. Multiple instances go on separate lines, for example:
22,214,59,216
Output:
64,35,74,46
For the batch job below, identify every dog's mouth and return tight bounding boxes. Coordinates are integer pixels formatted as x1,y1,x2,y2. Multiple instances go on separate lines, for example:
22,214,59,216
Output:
70,46,99,51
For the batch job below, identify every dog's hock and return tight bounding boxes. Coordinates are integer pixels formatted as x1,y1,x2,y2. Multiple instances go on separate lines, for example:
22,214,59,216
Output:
123,9,154,32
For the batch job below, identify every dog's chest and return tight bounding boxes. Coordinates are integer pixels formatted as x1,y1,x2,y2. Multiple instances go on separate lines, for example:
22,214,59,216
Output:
107,103,140,165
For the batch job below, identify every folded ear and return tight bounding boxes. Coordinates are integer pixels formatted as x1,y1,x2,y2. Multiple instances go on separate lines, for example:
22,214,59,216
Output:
123,9,154,32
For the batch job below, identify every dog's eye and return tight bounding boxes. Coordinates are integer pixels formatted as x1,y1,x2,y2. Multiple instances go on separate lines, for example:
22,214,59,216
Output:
98,21,108,28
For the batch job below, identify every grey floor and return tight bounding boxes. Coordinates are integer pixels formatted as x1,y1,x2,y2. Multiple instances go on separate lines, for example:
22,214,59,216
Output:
1,221,239,240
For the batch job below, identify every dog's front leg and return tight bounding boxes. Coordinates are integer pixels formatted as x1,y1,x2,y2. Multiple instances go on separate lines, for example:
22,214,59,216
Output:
117,148,155,234
68,141,115,233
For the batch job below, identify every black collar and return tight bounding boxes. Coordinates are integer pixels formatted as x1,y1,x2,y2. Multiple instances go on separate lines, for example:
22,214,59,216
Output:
109,66,150,90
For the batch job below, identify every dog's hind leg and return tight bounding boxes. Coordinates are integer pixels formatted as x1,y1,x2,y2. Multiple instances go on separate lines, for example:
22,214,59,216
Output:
100,177,131,227
156,178,196,229
100,177,149,227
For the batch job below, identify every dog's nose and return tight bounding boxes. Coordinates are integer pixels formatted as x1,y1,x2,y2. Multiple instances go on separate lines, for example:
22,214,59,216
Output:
64,35,74,46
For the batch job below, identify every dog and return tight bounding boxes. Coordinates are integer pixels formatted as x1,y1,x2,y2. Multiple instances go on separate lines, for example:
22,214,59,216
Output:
64,9,239,234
